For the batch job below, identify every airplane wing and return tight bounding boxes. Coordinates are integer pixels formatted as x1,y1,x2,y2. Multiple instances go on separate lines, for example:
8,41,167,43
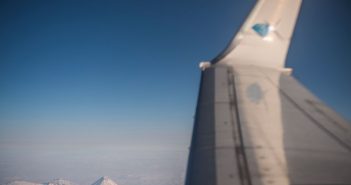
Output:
185,0,351,185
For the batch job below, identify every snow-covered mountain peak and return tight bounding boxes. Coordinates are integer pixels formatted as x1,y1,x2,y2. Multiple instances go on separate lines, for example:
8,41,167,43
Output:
91,176,117,185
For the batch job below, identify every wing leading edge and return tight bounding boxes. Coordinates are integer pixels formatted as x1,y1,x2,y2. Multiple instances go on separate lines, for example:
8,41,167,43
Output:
185,0,351,185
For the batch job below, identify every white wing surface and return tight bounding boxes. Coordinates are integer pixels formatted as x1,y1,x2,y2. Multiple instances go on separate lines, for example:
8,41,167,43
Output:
185,1,351,185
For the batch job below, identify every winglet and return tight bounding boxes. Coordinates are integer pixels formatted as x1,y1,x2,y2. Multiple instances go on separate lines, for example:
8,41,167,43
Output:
212,0,302,70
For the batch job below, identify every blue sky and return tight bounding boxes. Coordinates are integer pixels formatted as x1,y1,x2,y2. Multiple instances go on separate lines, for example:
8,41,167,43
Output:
0,0,350,184
0,0,257,148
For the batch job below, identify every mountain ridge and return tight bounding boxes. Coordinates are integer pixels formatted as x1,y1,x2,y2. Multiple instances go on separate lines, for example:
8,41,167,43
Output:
5,176,118,185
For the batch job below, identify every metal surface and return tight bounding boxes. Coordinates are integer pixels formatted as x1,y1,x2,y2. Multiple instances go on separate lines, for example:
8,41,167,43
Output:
213,0,302,69
186,64,351,185
185,0,351,185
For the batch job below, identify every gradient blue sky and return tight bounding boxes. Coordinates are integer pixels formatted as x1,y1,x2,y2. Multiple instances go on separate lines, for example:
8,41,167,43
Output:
0,0,351,184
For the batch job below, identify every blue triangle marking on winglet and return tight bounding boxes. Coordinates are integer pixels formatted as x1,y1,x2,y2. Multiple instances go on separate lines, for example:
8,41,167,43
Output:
252,23,270,37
